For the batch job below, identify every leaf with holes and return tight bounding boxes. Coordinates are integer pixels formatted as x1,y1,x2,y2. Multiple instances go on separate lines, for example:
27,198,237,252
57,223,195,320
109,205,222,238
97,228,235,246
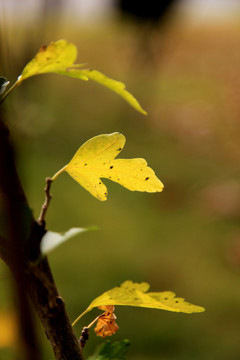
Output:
72,281,205,326
51,132,164,201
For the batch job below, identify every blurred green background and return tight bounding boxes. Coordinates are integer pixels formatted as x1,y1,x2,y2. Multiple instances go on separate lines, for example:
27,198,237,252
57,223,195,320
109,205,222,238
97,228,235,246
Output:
1,1,240,359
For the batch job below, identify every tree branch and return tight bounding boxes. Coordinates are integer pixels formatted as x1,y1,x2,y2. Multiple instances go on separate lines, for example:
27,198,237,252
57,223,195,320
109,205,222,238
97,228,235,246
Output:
0,110,84,360
27,258,84,360
0,112,41,360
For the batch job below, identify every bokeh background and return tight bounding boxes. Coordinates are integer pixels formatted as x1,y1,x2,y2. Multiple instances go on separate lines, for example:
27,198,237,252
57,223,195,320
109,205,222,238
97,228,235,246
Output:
1,0,240,359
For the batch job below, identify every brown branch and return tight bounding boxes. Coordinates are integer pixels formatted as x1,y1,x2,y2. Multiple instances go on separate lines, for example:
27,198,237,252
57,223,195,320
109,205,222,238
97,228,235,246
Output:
79,327,89,350
0,111,84,360
38,177,53,226
0,112,41,360
28,259,84,359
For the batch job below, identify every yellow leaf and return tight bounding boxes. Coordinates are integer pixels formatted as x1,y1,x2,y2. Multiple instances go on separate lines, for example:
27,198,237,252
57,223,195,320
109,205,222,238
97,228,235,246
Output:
20,39,87,81
17,40,146,114
88,280,205,313
52,132,164,201
146,291,205,314
76,69,147,115
72,281,205,326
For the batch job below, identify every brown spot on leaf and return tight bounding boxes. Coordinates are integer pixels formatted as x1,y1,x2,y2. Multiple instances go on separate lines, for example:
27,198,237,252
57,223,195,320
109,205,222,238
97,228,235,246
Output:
39,45,47,52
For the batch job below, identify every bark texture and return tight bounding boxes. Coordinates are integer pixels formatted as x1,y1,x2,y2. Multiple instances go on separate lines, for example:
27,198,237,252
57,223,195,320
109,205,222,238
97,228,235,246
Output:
0,111,84,360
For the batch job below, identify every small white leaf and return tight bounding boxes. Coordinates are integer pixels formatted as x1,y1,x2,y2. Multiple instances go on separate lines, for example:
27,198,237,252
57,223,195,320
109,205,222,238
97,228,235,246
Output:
40,227,86,255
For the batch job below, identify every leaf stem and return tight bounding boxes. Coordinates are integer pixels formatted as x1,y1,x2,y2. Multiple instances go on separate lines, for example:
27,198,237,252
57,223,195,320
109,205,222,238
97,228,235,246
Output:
72,308,91,327
51,165,68,181
0,77,22,105
87,315,101,329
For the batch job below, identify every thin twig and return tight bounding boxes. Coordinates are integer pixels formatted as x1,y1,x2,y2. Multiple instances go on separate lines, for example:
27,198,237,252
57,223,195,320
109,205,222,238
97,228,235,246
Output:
87,315,101,329
38,177,53,225
78,314,102,350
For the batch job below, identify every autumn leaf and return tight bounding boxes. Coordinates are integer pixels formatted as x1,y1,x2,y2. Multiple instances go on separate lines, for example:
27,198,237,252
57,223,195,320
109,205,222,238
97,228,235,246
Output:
94,306,119,338
76,69,147,115
20,40,86,80
17,40,146,114
72,281,205,326
51,132,164,201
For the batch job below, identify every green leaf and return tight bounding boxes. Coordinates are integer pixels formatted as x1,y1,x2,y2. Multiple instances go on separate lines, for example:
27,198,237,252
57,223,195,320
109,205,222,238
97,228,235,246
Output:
0,77,10,95
51,133,164,201
87,340,130,360
72,281,205,326
18,39,146,114
40,227,90,255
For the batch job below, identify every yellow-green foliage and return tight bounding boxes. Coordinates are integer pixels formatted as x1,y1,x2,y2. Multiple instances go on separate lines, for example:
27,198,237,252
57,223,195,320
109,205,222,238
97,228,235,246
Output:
72,281,205,326
52,132,163,201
